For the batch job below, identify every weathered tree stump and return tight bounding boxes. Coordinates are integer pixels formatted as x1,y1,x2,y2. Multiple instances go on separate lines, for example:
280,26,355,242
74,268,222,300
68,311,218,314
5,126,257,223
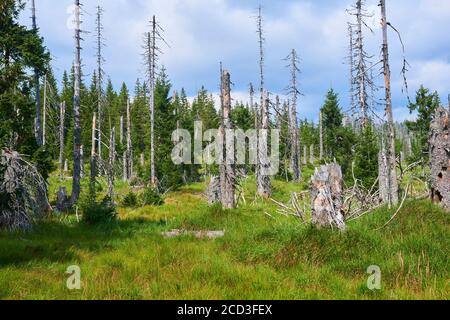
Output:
208,176,221,205
310,163,346,230
429,107,450,211
378,150,389,204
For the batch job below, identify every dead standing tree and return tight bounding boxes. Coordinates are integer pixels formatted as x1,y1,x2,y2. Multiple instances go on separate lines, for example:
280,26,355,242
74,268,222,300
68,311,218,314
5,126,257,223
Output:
59,101,65,182
125,99,133,180
144,16,167,189
95,6,106,171
285,49,301,181
348,0,375,127
379,0,399,206
31,0,42,146
219,70,236,209
70,0,82,206
256,6,271,198
108,127,116,201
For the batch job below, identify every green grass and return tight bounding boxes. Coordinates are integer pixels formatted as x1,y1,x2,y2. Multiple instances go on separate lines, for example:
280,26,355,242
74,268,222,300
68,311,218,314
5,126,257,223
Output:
0,175,448,300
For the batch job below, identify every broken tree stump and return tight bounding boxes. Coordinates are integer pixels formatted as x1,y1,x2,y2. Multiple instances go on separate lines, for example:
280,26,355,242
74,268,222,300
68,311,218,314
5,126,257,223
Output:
208,176,221,205
310,162,346,230
429,107,450,211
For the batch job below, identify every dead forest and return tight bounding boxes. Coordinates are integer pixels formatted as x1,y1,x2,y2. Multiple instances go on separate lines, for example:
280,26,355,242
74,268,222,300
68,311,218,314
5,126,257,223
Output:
0,0,449,232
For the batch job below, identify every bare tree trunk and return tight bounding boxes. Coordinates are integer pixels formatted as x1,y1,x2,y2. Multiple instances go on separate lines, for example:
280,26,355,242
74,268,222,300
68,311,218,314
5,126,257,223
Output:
303,145,307,165
288,49,301,181
310,163,346,231
429,107,449,211
70,0,82,206
258,92,271,198
31,0,42,146
96,6,104,168
220,70,235,209
256,6,271,198
319,111,324,160
108,127,115,201
119,115,124,145
381,0,399,206
149,17,157,187
126,98,132,180
208,176,221,205
42,74,47,146
90,112,97,195
355,0,368,127
250,83,259,181
59,102,65,181
80,145,84,178
309,144,315,165
378,148,389,203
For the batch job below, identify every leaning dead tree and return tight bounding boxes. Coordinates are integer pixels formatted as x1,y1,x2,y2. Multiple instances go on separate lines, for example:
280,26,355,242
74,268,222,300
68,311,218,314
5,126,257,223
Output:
70,0,82,206
310,163,346,231
95,5,105,169
31,0,42,146
1,149,50,231
429,107,449,211
256,6,271,198
286,49,301,181
219,70,236,209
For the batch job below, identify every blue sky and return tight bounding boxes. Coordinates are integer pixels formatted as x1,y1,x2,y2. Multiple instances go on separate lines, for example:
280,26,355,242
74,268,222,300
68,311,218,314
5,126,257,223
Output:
20,0,450,122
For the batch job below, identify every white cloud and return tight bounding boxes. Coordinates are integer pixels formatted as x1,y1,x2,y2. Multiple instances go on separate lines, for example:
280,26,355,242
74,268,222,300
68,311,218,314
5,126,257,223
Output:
19,0,450,121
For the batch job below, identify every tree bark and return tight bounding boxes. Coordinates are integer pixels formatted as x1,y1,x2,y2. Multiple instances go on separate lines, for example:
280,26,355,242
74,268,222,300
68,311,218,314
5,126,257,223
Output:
219,70,235,209
59,102,65,181
70,0,82,206
319,111,324,160
310,163,346,231
31,0,42,146
108,127,115,201
90,112,97,195
429,107,449,211
380,0,399,206
258,91,271,198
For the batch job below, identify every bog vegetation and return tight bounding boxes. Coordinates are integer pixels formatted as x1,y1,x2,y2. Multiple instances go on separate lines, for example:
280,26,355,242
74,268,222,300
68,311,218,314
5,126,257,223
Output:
0,0,448,299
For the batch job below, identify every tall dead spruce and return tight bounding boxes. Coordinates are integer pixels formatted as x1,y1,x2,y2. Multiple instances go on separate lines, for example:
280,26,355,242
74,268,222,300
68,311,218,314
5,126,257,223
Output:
348,0,375,127
256,6,271,198
31,0,42,146
380,0,400,206
95,6,105,170
70,0,82,206
144,15,167,189
286,49,301,181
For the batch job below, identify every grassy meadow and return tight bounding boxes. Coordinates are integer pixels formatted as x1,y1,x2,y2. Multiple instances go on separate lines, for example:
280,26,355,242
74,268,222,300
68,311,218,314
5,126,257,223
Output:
0,172,448,300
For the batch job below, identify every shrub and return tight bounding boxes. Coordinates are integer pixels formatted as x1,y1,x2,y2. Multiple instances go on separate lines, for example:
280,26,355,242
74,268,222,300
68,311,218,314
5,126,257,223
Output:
121,192,139,207
140,187,163,206
81,196,117,225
